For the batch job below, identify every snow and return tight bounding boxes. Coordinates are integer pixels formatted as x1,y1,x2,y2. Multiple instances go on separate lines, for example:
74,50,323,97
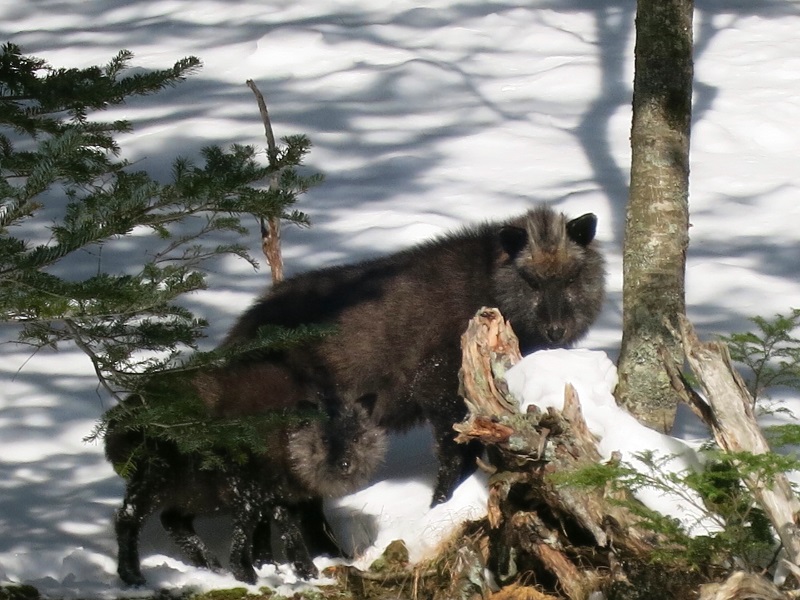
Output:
506,350,719,537
3,0,800,596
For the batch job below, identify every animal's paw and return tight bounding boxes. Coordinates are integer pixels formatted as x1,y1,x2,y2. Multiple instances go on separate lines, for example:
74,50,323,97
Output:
429,487,452,507
252,547,274,569
208,562,224,574
293,560,319,580
119,569,146,587
231,564,257,585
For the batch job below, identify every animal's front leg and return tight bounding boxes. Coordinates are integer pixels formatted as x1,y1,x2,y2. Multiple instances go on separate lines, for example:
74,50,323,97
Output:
293,498,341,557
426,395,480,506
115,484,152,586
228,480,260,584
251,518,273,568
273,505,318,579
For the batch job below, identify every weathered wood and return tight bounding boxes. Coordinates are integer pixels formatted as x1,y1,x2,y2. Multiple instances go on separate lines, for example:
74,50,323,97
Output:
457,307,522,417
456,308,667,599
669,314,800,568
698,571,788,600
509,507,604,599
260,215,283,284
246,79,284,284
489,583,560,600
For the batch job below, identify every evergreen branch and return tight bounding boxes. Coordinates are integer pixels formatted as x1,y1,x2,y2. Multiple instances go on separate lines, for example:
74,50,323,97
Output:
2,46,323,463
146,420,207,430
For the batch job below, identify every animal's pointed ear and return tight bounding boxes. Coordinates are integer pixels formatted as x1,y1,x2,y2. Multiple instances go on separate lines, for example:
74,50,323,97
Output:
566,213,597,247
354,393,378,417
296,399,321,426
499,225,528,258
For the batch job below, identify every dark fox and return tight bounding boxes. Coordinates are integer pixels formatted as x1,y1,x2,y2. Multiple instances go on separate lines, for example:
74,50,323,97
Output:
220,205,605,504
105,368,387,586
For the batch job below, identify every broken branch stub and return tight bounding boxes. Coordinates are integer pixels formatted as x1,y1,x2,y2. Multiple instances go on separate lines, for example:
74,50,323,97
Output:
246,78,284,284
457,307,522,417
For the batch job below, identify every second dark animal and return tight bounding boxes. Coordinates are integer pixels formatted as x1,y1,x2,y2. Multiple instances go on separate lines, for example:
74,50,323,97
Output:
105,365,387,586
220,204,606,505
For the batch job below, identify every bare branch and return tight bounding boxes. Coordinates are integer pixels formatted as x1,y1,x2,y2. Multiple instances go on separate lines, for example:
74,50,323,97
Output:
246,79,283,283
245,79,277,160
63,318,124,403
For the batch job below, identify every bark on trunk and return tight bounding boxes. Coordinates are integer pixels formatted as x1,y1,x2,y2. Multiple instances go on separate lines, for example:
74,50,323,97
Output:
616,0,694,431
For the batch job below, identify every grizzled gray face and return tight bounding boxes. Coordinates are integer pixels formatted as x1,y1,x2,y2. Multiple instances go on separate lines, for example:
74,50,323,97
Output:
494,209,605,353
288,399,387,499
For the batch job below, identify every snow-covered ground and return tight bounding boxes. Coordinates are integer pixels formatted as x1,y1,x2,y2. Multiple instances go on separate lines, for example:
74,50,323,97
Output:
2,0,800,596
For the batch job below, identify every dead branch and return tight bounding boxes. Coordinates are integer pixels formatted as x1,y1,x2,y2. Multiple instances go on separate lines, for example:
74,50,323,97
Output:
490,583,561,600
246,78,283,284
698,571,788,600
670,314,800,568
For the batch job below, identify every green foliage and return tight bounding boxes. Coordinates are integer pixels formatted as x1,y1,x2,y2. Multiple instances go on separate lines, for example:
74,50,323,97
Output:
720,308,800,402
0,585,39,600
85,324,334,476
0,43,322,399
1,44,331,470
571,309,800,575
763,423,800,449
93,375,278,476
555,449,789,573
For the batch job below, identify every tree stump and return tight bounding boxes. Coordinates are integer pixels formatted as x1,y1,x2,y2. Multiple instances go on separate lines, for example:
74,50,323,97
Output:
454,308,688,600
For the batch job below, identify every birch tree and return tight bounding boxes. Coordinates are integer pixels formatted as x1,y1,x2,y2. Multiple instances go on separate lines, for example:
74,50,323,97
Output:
616,0,694,431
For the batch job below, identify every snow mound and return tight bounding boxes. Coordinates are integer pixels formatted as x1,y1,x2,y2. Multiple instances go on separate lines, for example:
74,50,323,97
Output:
506,349,720,536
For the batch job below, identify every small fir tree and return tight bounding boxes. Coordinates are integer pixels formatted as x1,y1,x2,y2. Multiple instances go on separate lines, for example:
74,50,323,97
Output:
0,43,323,461
721,308,800,403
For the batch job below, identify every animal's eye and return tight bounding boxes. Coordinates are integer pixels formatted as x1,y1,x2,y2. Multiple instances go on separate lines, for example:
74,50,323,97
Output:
521,272,539,289
567,267,583,285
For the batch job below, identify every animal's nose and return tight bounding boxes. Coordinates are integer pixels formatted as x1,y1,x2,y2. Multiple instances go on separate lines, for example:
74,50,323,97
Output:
546,325,565,343
339,459,351,474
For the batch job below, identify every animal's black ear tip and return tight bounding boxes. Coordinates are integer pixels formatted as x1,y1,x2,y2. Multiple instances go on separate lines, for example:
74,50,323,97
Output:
566,213,597,246
498,225,528,256
574,213,597,226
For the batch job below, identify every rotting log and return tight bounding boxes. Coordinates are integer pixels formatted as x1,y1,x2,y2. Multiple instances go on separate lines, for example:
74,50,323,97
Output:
454,308,672,600
666,314,800,570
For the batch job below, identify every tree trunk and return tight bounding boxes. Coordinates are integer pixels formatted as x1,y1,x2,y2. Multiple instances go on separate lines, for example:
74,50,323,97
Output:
617,0,694,431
